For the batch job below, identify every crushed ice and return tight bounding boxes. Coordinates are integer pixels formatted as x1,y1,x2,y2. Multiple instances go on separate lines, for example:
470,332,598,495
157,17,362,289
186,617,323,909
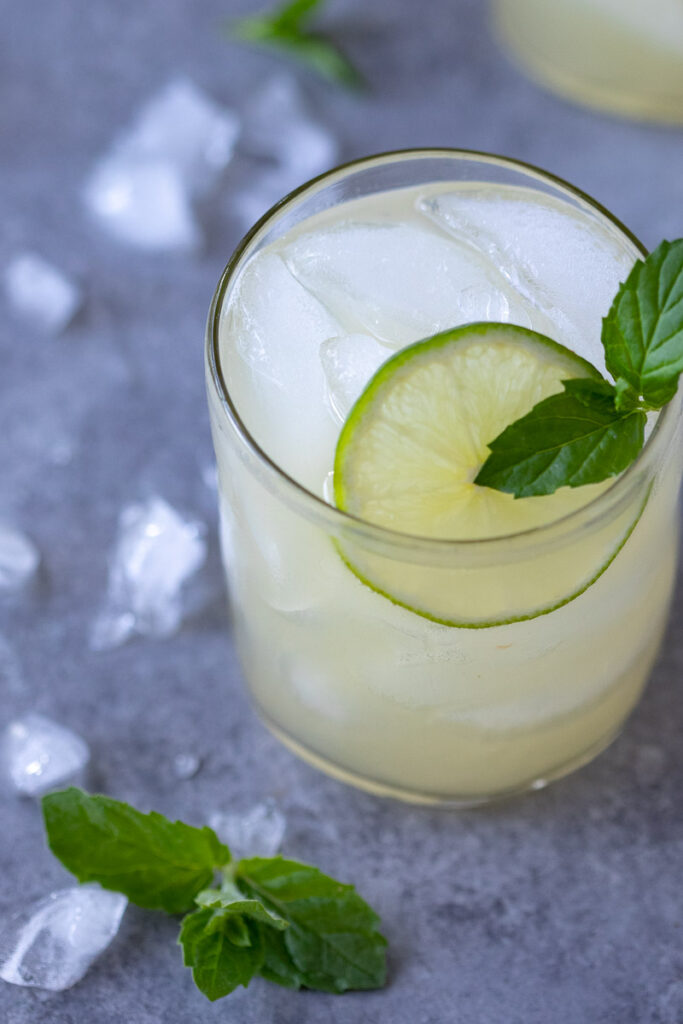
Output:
90,497,207,650
234,76,338,227
0,524,40,591
172,752,201,780
0,885,127,991
4,253,82,334
208,799,286,860
83,78,239,249
1,713,90,797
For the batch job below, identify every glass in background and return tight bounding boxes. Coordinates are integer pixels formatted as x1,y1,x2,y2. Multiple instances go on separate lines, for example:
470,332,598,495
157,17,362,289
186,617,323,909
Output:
493,0,683,125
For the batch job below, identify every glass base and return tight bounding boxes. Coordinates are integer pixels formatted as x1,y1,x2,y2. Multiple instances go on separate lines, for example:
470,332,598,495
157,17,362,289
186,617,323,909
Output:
261,713,628,807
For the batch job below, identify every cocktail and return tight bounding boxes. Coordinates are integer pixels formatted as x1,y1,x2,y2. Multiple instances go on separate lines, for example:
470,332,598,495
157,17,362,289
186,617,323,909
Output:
206,150,682,804
493,0,683,124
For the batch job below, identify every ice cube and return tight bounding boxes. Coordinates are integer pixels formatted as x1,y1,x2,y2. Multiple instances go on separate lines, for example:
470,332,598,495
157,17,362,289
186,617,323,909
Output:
283,221,527,346
90,497,206,650
84,78,239,249
116,78,240,197
225,251,342,489
0,885,127,991
0,524,40,591
172,752,201,780
234,76,337,227
208,800,286,860
84,160,199,251
320,333,390,421
4,253,82,334
418,189,634,362
1,714,90,797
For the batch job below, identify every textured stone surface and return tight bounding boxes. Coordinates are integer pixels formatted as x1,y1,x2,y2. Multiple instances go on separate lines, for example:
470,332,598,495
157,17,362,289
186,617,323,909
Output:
2,1,683,1021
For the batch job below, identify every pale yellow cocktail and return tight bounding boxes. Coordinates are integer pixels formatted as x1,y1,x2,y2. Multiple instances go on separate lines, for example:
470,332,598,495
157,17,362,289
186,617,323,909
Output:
207,152,682,803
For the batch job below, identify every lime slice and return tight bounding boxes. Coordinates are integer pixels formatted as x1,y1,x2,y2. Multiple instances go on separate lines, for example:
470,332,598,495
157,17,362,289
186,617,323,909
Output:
333,323,642,627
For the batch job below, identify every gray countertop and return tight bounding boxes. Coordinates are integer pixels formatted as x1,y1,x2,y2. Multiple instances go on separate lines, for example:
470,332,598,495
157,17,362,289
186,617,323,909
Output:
2,2,683,1021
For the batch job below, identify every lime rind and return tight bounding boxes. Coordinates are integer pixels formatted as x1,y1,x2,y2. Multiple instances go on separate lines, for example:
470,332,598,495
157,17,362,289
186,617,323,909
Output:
332,488,647,628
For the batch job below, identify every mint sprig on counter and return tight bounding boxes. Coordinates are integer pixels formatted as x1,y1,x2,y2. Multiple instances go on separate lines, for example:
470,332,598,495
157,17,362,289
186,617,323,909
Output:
41,788,387,1002
476,239,683,498
227,0,364,90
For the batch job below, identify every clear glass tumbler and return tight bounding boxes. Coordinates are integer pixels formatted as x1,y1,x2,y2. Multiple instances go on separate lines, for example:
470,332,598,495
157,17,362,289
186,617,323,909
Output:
493,0,683,125
206,150,683,805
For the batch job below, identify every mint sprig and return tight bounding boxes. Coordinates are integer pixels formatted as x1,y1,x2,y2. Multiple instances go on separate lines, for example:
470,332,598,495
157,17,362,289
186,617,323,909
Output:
41,788,386,1001
476,239,683,498
227,0,364,90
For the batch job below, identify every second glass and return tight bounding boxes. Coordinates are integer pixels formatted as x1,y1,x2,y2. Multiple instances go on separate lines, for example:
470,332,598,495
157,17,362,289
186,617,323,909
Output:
493,0,683,125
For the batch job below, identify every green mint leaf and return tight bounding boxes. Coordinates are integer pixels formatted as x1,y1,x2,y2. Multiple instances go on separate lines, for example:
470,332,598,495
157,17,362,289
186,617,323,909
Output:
227,0,364,90
475,379,646,498
258,925,306,988
614,377,642,412
603,239,683,408
269,0,322,30
223,914,254,947
235,856,387,992
562,376,617,411
42,788,230,914
179,908,265,1001
195,880,288,931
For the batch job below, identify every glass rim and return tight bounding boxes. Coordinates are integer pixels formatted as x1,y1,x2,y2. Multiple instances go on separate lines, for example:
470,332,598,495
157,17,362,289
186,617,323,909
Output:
206,147,680,556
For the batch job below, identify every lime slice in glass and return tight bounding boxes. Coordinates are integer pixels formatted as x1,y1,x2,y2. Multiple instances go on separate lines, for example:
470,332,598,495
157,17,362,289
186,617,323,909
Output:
333,323,642,627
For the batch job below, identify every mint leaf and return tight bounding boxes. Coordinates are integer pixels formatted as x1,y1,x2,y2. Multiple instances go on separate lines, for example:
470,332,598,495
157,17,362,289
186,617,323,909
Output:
613,377,641,412
258,926,306,988
195,879,288,930
179,908,264,1001
235,856,387,992
42,788,229,914
269,0,321,30
227,0,363,90
475,379,646,498
562,376,617,411
603,239,683,408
